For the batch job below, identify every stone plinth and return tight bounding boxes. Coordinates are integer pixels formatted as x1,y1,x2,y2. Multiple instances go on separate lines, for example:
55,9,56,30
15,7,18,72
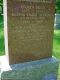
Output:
0,56,59,80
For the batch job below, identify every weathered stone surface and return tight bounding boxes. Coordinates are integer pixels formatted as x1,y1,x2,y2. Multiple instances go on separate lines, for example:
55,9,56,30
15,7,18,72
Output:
54,14,60,29
1,57,59,80
4,0,55,64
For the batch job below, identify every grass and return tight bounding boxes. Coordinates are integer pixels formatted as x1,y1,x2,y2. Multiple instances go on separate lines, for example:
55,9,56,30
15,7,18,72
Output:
53,30,60,59
0,15,60,59
0,15,5,55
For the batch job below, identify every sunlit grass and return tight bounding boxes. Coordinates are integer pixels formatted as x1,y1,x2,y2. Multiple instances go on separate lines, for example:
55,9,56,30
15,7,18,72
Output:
53,30,60,58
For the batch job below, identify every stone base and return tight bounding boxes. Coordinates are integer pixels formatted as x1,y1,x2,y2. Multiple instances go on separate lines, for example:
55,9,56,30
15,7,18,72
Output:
0,56,59,80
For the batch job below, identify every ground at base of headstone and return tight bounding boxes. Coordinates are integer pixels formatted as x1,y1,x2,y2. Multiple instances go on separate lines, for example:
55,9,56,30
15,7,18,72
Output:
0,56,59,80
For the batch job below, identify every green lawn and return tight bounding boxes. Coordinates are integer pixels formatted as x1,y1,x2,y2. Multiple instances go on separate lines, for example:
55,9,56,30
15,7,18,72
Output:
53,30,60,59
0,15,60,59
0,15,5,55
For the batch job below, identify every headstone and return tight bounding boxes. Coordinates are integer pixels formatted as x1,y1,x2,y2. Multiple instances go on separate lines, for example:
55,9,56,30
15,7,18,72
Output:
4,0,55,64
54,14,60,29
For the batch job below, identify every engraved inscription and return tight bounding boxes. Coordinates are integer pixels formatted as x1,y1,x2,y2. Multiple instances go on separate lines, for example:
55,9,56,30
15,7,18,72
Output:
12,1,53,17
7,0,55,64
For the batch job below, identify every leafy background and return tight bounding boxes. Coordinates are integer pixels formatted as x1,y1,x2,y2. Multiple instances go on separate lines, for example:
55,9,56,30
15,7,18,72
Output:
56,0,60,13
0,0,60,59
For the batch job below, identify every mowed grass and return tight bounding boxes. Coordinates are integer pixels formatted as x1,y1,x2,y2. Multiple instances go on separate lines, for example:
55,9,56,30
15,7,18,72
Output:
0,15,5,55
53,30,60,59
0,15,60,59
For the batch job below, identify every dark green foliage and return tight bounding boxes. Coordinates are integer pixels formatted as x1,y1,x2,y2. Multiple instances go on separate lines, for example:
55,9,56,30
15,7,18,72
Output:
56,0,60,13
0,15,5,55
0,5,3,14
0,0,3,4
0,0,3,15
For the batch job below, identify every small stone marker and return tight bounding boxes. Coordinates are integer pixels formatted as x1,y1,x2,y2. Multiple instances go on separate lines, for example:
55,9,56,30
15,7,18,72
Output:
4,0,55,64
